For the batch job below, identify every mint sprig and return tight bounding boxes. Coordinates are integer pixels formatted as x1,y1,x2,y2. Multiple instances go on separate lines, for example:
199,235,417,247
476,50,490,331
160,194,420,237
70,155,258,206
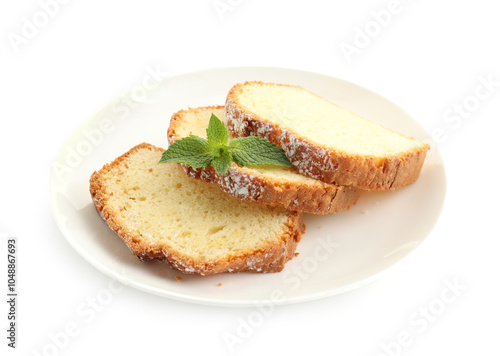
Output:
160,114,292,175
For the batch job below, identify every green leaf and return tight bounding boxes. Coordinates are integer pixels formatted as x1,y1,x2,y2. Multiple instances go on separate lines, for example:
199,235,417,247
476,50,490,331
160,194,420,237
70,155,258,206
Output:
160,116,292,176
229,136,292,167
206,114,229,148
159,135,213,168
210,147,232,175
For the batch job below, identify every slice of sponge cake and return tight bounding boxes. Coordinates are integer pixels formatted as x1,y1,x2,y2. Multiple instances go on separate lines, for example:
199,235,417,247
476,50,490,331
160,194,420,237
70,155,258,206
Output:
225,81,429,190
89,143,305,275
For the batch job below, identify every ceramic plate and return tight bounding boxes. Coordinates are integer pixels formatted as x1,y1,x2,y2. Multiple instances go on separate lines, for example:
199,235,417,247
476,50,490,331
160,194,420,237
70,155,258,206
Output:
49,67,446,306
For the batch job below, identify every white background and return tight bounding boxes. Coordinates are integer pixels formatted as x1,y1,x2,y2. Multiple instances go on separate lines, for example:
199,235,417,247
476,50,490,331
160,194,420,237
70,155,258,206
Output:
1,0,499,355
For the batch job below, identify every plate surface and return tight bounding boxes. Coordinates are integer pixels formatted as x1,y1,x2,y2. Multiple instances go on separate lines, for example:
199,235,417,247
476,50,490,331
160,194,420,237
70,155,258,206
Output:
49,67,446,307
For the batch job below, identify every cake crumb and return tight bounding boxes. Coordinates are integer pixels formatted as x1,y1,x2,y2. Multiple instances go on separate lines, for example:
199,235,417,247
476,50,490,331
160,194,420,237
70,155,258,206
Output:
294,252,300,257
361,210,368,214
175,276,183,282
218,282,223,287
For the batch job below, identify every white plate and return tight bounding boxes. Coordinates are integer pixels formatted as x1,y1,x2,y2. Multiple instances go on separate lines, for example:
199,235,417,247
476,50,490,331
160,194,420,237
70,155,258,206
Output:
49,67,446,307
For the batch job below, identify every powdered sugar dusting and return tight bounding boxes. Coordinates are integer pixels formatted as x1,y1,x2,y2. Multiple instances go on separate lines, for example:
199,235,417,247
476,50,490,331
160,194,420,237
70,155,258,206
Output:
225,98,248,135
280,129,336,179
182,164,265,201
220,167,264,199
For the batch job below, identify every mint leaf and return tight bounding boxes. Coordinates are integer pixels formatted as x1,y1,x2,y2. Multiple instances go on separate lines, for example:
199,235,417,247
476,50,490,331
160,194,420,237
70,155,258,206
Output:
229,136,292,167
206,114,232,174
160,113,292,175
211,147,232,175
159,135,212,168
206,114,229,148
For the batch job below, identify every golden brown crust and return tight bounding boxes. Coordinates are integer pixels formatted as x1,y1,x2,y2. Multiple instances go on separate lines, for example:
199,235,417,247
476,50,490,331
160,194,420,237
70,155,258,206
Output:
180,164,360,215
89,143,305,275
225,81,429,191
168,106,361,214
